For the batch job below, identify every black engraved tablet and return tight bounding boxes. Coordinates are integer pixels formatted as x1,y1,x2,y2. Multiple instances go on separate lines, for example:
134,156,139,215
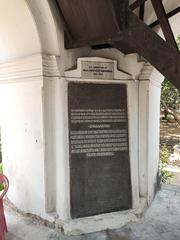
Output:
68,82,132,218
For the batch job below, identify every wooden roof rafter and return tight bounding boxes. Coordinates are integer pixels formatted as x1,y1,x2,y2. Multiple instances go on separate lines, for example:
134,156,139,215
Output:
55,0,180,89
129,0,148,11
151,0,179,52
149,6,180,28
130,0,179,51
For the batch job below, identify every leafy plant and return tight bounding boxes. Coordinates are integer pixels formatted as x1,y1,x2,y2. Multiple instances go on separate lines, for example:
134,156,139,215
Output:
159,147,173,183
0,163,4,191
0,163,3,173
160,35,180,119
161,79,180,111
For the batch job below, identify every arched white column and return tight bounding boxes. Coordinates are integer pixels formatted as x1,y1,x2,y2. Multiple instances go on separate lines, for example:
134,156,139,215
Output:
0,0,41,62
25,0,61,56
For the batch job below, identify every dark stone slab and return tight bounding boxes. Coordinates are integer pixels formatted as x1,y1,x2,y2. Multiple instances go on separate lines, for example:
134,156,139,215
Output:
68,82,132,218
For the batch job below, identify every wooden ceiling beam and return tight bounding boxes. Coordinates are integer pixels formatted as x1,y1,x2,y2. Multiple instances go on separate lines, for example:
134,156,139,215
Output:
149,6,180,28
65,10,180,89
129,0,148,11
54,0,73,40
113,11,180,89
65,32,136,54
151,0,179,52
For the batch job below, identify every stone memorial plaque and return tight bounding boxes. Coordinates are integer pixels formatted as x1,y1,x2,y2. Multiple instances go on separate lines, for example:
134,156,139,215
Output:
81,61,114,79
68,82,132,218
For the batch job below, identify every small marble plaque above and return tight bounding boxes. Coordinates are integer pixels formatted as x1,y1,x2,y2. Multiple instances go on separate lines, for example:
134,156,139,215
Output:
64,57,132,80
81,61,114,79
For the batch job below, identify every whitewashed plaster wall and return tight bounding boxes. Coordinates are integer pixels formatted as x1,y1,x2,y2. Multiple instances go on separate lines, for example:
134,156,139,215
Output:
138,65,163,202
0,0,45,218
0,77,46,217
0,0,41,63
0,0,92,222
148,69,163,203
0,54,61,221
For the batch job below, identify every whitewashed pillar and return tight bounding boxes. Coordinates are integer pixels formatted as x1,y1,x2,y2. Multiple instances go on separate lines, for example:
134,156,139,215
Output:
138,63,163,204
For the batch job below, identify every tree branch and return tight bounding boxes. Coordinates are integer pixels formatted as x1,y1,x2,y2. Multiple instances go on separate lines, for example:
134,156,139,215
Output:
161,100,180,125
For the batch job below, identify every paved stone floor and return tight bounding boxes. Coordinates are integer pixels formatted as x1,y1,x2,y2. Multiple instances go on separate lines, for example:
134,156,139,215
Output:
4,184,180,240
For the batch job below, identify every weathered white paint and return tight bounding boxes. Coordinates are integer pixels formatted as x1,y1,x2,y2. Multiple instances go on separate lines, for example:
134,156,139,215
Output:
138,63,154,198
0,78,45,217
53,77,71,220
128,80,140,209
138,80,149,198
138,65,163,203
61,198,146,235
147,69,163,204
0,0,90,222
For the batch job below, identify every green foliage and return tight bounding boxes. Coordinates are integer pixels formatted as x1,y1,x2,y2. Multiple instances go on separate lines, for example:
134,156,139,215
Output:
0,163,3,173
0,163,4,191
161,78,180,111
161,35,180,112
159,147,173,183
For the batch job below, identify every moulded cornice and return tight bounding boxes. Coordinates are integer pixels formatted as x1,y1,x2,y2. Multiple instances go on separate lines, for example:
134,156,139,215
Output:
0,54,60,81
138,63,154,81
139,62,163,88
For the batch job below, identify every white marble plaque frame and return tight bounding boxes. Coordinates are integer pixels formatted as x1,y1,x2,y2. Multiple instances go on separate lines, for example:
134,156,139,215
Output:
64,57,132,80
58,57,145,234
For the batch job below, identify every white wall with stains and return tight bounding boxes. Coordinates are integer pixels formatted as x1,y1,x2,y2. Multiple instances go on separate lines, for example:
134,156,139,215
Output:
0,78,46,217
